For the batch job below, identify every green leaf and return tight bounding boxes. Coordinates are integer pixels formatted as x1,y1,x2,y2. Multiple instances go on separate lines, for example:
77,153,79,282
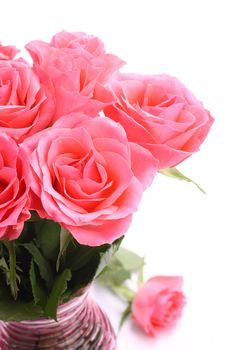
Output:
98,258,131,286
0,257,9,277
56,228,72,271
0,255,22,300
118,303,132,333
115,247,144,272
66,243,98,272
44,268,72,320
98,246,143,288
3,241,19,300
62,239,122,301
0,301,43,321
65,237,122,273
29,260,47,308
95,237,123,278
110,284,135,302
22,242,53,289
63,255,101,301
36,220,60,261
159,167,206,194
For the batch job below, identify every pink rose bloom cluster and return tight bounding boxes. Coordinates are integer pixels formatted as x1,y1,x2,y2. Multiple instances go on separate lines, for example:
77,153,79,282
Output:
0,32,213,245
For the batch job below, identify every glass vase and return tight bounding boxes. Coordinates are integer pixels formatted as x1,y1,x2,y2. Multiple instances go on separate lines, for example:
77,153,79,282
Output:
0,291,116,350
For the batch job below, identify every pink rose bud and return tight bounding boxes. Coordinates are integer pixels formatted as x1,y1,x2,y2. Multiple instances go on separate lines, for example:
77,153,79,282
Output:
132,276,186,337
105,73,214,169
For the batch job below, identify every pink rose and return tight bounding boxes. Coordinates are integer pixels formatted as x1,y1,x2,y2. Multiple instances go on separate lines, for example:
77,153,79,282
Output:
132,276,186,337
50,31,124,84
0,133,31,240
0,58,54,142
24,114,157,246
104,74,214,169
26,31,125,120
0,42,19,60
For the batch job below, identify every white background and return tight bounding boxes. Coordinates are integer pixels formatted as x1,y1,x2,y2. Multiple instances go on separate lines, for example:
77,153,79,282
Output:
1,1,233,349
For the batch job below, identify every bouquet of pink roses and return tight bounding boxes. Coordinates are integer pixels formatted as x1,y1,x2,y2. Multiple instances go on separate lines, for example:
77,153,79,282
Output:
0,31,213,348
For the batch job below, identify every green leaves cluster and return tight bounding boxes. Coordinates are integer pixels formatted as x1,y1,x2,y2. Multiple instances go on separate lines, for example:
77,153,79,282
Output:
98,247,145,329
99,247,144,288
0,218,121,321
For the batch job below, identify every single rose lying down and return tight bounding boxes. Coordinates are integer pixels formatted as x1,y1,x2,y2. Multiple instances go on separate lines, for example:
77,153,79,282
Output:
132,276,186,336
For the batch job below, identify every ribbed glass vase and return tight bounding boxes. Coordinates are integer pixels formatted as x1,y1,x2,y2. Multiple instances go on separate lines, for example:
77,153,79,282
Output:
0,292,116,350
